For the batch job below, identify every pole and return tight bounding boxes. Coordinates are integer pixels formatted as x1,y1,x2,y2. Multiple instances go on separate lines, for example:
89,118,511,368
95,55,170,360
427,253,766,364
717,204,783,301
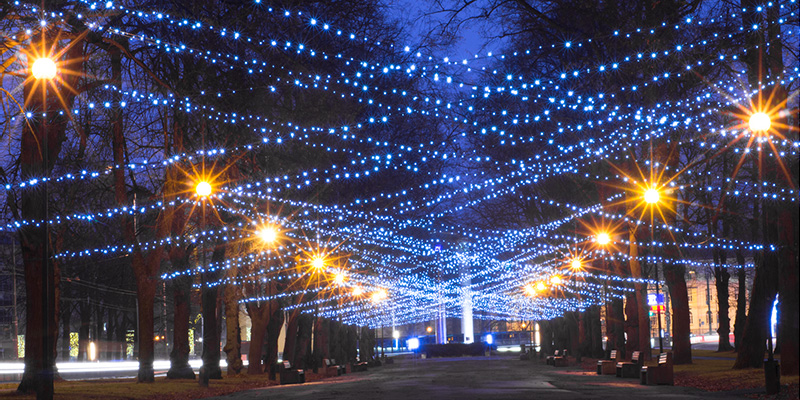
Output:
12,242,19,359
652,231,664,353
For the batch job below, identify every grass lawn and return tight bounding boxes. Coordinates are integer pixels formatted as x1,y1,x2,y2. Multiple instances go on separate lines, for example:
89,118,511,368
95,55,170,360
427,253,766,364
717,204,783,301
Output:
672,350,798,392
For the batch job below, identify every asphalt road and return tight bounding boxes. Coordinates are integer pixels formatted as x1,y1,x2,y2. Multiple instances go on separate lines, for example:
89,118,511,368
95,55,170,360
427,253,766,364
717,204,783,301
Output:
205,355,749,400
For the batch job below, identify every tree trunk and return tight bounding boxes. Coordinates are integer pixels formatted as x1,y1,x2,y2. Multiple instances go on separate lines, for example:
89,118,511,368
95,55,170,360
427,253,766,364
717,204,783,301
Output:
167,274,195,379
200,245,224,380
566,311,580,360
777,202,799,375
246,302,270,374
282,309,300,368
294,314,313,368
663,262,692,364
222,277,243,376
78,301,90,361
733,248,748,351
135,274,157,381
61,306,71,361
589,305,604,358
358,325,374,362
713,248,733,352
266,304,284,380
105,310,116,361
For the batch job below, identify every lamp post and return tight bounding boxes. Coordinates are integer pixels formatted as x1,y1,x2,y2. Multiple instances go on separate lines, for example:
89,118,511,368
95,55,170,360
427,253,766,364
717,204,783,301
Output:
644,186,665,353
32,56,57,400
596,232,612,355
195,180,211,386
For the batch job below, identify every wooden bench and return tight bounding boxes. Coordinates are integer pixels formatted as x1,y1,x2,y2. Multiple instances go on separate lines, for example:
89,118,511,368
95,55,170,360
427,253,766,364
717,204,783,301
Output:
332,359,346,374
553,349,569,367
597,350,618,375
278,360,305,384
323,358,344,376
641,352,674,385
546,350,560,366
351,360,369,372
616,351,643,378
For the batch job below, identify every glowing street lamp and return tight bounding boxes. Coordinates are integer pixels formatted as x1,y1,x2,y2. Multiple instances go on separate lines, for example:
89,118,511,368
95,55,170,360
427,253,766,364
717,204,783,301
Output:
570,258,582,271
333,271,346,285
535,281,547,292
596,232,611,246
549,275,562,286
195,181,212,197
311,255,326,271
524,284,537,296
644,187,660,204
749,112,771,132
258,226,278,244
352,286,363,296
31,57,57,80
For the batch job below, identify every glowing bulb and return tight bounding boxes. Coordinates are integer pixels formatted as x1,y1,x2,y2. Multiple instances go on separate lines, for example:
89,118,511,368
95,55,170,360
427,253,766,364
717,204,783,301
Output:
596,232,611,245
311,256,325,271
644,187,660,204
258,226,277,243
550,275,562,285
31,58,57,80
426,326,432,333
371,289,387,302
571,259,582,270
749,112,771,132
352,286,363,296
524,284,536,296
195,181,212,197
535,281,547,292
334,271,346,285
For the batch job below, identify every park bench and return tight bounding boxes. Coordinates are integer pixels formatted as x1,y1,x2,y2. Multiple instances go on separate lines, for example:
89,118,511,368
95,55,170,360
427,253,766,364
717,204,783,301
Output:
553,349,569,367
616,351,643,378
546,350,561,366
278,360,305,385
596,350,618,375
323,359,344,377
333,359,346,374
640,352,674,385
351,360,369,372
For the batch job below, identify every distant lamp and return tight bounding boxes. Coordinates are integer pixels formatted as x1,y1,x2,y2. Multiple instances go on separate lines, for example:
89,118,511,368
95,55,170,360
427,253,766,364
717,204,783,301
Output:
334,271,346,285
644,187,660,204
550,275,562,285
311,256,325,271
352,286,363,296
485,334,494,345
524,284,536,296
407,337,420,350
258,226,277,243
749,112,771,132
570,258,582,270
426,326,433,333
393,330,400,339
88,341,97,361
31,57,57,80
535,281,547,292
596,232,611,246
195,181,212,197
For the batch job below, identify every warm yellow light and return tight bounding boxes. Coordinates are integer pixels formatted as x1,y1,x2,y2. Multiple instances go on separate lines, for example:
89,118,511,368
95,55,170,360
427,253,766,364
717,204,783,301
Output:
644,187,660,204
521,323,527,329
749,112,771,132
426,326,432,333
31,58,57,80
311,256,325,271
524,284,536,296
195,181,212,197
88,341,97,361
550,275,562,285
334,271,346,285
596,232,611,246
570,259,582,270
352,286,363,296
258,226,277,243
371,289,387,302
535,281,547,292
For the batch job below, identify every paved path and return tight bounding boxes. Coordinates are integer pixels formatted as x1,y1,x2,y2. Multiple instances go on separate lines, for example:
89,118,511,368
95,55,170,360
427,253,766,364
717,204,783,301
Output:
205,355,749,400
